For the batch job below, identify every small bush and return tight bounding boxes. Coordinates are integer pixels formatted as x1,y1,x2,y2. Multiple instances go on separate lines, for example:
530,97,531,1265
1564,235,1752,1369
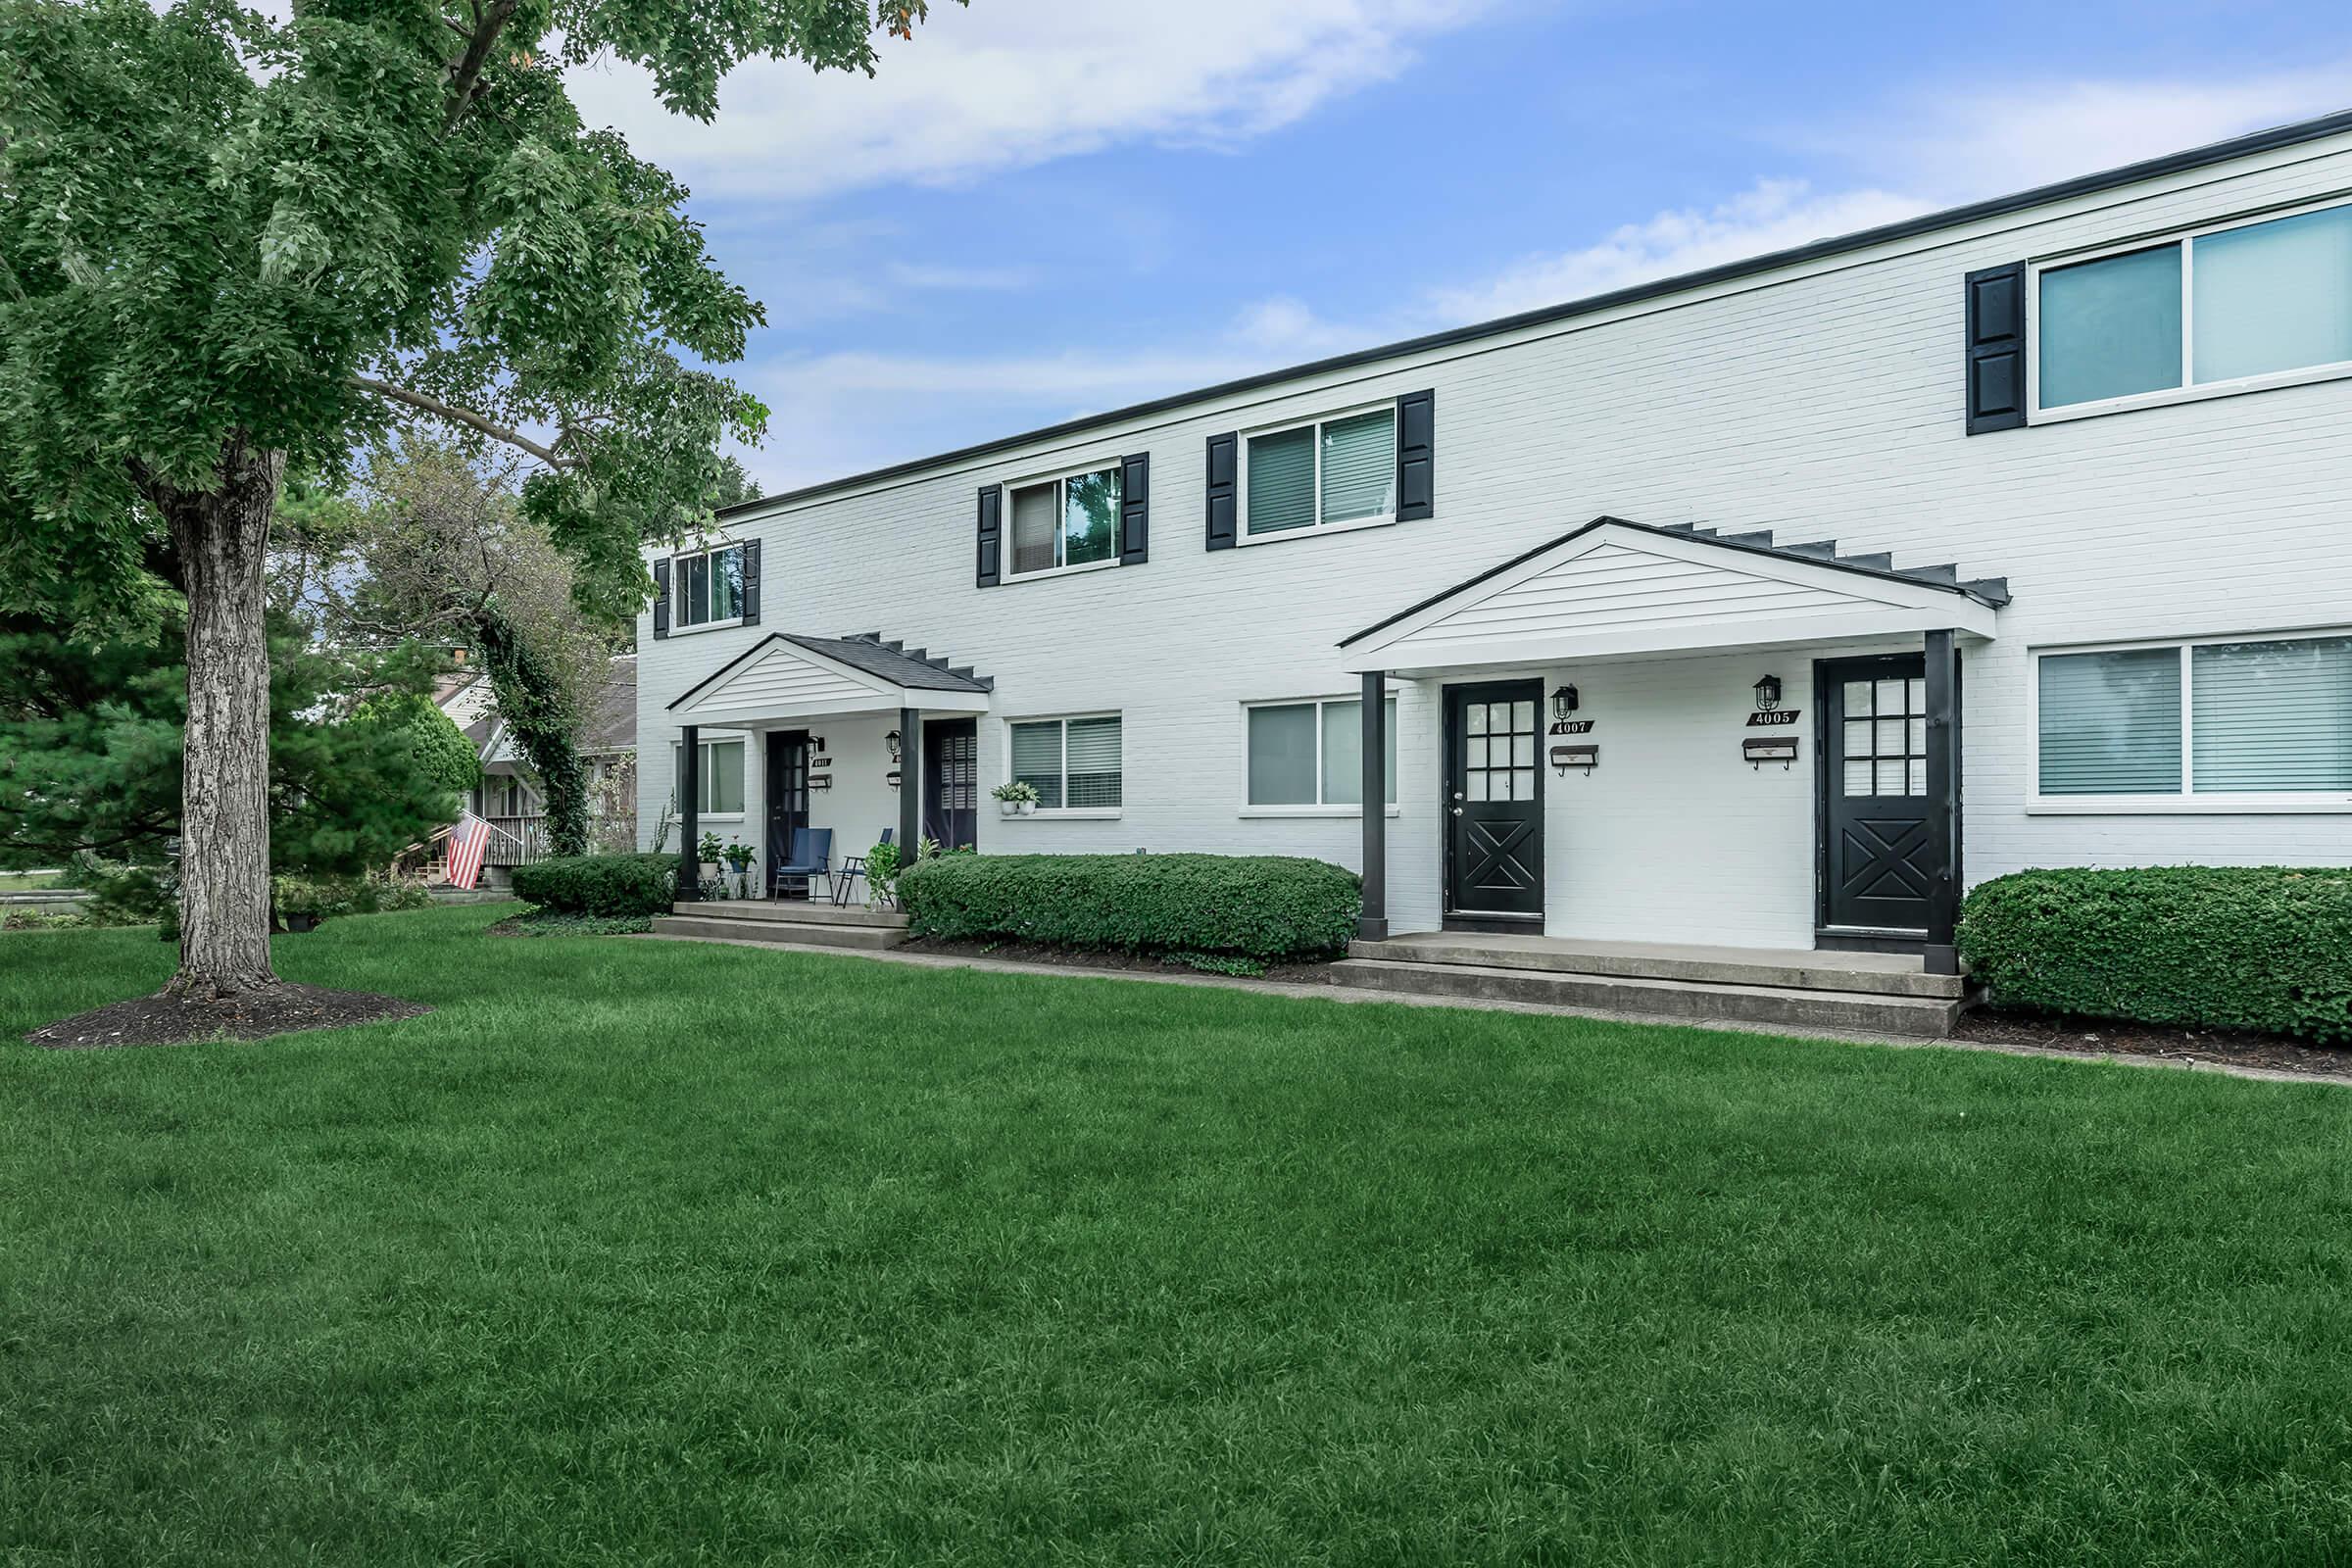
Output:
899,853,1358,961
493,909,655,937
512,853,679,917
1957,865,2352,1041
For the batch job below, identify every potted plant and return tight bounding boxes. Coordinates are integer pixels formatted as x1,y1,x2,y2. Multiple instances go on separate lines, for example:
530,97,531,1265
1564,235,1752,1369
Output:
992,780,1040,817
697,830,725,898
723,838,756,899
864,837,903,907
273,875,329,934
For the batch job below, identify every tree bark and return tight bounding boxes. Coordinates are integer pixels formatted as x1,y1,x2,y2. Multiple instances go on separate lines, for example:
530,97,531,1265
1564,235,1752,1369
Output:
148,436,285,1000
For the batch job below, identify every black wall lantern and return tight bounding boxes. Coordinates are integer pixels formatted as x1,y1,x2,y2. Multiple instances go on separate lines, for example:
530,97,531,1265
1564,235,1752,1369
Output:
1550,683,1580,719
884,729,903,762
1753,673,1784,711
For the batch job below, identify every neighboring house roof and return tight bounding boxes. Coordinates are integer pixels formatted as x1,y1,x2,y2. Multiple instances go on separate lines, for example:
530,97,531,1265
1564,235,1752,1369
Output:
584,655,636,755
711,108,2352,522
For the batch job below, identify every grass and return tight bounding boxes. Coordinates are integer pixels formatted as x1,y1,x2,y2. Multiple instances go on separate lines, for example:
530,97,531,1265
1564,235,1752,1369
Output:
0,869,68,892
4,906,2351,1565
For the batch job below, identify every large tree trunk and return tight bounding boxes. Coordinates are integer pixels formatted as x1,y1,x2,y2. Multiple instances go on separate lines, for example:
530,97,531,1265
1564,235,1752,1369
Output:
151,436,285,1000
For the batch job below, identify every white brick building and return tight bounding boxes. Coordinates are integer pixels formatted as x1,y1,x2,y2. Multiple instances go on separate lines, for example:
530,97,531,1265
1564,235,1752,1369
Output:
640,110,2352,975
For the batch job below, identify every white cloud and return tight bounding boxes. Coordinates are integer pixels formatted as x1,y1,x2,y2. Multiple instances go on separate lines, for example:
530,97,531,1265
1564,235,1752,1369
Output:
566,0,1495,200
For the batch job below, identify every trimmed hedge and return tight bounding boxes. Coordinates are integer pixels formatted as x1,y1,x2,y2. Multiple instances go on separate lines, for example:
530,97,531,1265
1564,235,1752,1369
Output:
898,853,1359,961
511,853,678,917
1957,865,2352,1041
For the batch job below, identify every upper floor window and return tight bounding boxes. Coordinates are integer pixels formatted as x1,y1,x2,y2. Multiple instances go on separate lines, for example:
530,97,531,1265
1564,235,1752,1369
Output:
2034,198,2352,417
1244,407,1396,540
1008,713,1122,810
1007,465,1120,578
2034,630,2352,808
672,544,747,629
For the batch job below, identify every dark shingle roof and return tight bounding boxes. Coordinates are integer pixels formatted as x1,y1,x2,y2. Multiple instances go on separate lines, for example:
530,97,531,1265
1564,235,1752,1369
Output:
787,633,993,692
583,656,637,753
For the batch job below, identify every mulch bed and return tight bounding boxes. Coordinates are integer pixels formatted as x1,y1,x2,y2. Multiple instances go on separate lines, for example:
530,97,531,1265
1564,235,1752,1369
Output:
900,936,1343,986
1956,1008,2352,1080
27,983,432,1051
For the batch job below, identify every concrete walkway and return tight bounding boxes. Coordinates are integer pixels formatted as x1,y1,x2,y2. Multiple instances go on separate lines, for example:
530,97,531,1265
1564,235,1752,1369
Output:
631,931,2341,1091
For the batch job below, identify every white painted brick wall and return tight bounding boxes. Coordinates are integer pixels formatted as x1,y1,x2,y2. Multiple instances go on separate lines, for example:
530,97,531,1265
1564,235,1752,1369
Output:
643,133,2352,946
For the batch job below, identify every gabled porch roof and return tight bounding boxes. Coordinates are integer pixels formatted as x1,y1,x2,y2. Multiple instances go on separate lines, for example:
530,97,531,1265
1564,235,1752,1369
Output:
666,631,993,726
1339,516,2007,674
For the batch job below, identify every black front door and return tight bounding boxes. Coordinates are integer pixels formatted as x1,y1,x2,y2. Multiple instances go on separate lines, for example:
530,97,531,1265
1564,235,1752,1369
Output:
922,717,979,852
1818,656,1936,934
764,730,809,894
1444,680,1544,924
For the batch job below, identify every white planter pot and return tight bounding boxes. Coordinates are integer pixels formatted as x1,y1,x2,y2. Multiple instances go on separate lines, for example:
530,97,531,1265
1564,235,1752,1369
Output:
999,800,1035,817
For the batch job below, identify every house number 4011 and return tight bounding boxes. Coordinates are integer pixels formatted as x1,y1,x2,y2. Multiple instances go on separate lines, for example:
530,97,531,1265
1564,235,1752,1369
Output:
1745,709,1801,727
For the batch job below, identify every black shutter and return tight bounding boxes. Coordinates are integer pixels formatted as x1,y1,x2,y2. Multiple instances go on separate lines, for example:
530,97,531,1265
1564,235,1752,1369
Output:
976,484,1003,586
1396,388,1435,519
1205,433,1238,550
739,538,761,626
1965,263,2027,433
652,558,670,639
1118,453,1149,565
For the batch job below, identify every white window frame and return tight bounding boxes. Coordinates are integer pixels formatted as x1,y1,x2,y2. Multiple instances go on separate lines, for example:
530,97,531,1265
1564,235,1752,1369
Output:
2026,626,2352,813
669,542,748,634
1238,401,1399,545
671,734,748,820
1000,459,1124,583
1003,710,1123,818
2028,192,2352,424
1238,695,1401,817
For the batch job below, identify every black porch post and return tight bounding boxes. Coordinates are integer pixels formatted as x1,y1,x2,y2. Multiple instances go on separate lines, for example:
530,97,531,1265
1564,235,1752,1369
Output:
1358,671,1389,942
1923,630,1963,976
677,723,700,903
898,706,921,858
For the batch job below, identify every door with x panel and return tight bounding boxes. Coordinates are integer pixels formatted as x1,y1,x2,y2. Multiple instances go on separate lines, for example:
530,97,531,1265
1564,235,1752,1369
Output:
1444,680,1544,925
1818,656,1937,935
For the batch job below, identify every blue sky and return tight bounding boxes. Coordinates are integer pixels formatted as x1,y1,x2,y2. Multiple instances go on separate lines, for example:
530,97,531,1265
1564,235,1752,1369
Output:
564,0,2352,496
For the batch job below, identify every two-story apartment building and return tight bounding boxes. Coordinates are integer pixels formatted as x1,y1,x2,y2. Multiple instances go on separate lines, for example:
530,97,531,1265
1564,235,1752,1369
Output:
640,109,2352,979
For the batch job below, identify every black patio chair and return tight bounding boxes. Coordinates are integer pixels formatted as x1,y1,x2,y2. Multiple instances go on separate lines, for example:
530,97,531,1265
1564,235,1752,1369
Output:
769,827,834,903
832,828,892,906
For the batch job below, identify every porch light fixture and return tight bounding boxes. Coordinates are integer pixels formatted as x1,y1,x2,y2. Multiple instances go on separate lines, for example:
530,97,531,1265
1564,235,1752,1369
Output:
1549,683,1579,719
884,729,903,762
1752,673,1784,711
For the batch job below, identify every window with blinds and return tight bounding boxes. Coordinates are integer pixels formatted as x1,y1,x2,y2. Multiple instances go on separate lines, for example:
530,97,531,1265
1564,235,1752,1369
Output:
1007,715,1122,810
1006,466,1121,578
669,738,747,814
2034,196,2352,416
1243,408,1396,539
1246,697,1397,808
2036,633,2352,801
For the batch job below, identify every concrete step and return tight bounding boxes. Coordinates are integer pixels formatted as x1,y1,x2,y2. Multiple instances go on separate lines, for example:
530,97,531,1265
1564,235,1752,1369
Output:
650,914,909,951
668,901,908,930
1348,934,1965,1000
1328,957,1964,1039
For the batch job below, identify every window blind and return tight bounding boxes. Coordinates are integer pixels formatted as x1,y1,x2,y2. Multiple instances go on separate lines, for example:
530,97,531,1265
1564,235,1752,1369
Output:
1248,705,1318,805
1247,427,1315,535
1009,483,1058,575
2038,245,2182,408
1009,721,1063,809
2193,205,2352,384
2192,637,2352,792
1064,716,1122,808
1318,410,1396,525
2037,648,2181,795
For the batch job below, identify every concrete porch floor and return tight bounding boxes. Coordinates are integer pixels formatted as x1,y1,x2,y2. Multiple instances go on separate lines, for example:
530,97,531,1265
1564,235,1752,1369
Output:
1353,931,1965,1000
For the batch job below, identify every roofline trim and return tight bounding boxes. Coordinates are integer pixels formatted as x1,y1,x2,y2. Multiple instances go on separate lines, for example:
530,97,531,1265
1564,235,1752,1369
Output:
716,108,2352,521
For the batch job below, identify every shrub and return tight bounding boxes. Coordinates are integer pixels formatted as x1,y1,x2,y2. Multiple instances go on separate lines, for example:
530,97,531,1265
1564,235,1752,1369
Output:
898,853,1358,961
1957,866,2352,1041
512,853,679,917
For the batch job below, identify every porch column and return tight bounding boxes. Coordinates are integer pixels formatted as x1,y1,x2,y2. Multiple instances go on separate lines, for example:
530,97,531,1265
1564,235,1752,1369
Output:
898,706,921,857
1358,671,1388,942
677,723,700,903
1923,630,1962,976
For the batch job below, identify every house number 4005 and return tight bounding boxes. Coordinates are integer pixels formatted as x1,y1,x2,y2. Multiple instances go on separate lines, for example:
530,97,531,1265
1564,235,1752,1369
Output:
1745,709,1801,727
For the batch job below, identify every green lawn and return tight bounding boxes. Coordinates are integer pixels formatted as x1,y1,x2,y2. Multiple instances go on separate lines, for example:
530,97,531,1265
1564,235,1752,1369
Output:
5,906,2351,1565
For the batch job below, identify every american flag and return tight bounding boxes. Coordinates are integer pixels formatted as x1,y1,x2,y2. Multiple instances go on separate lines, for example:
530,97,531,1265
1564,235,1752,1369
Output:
445,813,492,891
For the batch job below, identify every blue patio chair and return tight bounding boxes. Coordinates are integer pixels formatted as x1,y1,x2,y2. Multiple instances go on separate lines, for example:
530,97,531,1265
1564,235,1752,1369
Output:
832,828,891,906
769,827,835,903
